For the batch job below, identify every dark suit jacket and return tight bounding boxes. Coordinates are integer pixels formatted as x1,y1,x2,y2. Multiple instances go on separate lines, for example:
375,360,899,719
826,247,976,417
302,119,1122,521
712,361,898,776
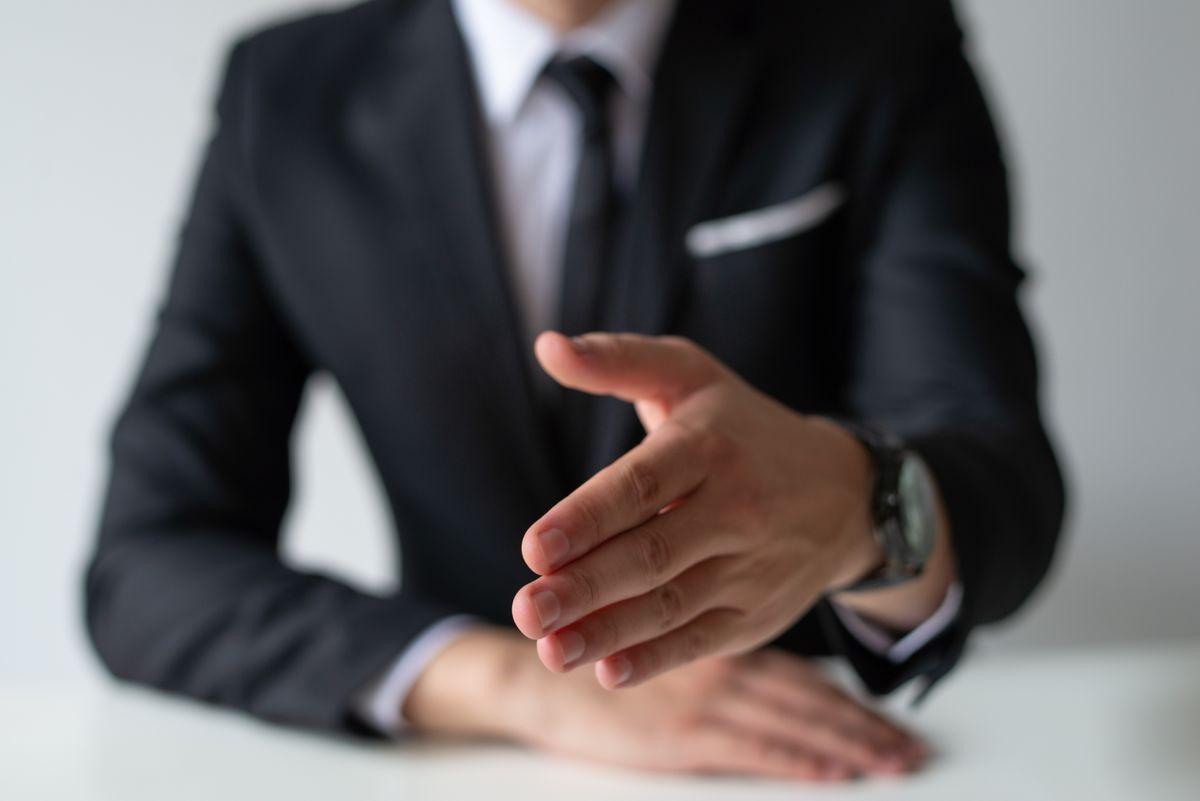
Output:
86,0,1065,733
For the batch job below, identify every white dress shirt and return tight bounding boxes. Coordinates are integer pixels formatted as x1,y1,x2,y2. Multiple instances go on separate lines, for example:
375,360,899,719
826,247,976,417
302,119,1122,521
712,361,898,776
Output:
458,0,674,350
354,0,960,736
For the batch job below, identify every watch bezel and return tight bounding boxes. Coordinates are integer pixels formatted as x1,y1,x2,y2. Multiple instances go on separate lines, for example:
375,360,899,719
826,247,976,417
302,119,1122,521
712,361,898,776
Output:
833,422,936,593
896,452,937,569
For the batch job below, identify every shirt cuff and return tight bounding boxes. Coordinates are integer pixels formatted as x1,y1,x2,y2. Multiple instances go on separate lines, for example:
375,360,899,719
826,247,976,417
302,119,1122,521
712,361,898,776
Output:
351,613,479,736
830,581,963,664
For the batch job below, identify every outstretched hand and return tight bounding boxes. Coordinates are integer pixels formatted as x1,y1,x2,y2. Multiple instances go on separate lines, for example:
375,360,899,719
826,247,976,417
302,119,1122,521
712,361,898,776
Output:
512,331,885,688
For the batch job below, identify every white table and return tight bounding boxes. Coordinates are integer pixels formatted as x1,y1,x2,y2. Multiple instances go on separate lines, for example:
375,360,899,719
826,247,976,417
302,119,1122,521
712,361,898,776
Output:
4,643,1199,801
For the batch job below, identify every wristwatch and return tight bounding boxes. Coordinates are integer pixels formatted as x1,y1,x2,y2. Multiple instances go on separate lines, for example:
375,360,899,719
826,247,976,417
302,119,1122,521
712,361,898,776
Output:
837,422,938,592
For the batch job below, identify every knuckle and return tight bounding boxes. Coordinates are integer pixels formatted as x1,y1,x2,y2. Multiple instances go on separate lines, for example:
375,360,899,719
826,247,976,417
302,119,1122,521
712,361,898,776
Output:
636,524,675,578
579,610,620,655
604,335,632,363
660,417,707,461
662,335,706,363
654,582,686,630
663,335,716,374
621,458,661,509
572,493,606,545
568,568,600,609
680,626,709,663
698,426,737,467
593,611,621,651
726,483,769,531
638,642,665,677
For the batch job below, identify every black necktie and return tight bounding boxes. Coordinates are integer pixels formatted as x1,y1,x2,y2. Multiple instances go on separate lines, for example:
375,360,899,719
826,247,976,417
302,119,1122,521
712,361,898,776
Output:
544,55,618,338
542,55,618,482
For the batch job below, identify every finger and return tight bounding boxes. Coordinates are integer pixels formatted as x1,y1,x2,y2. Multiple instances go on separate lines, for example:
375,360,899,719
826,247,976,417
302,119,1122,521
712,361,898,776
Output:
595,607,743,689
521,418,709,574
712,686,910,776
688,724,853,782
740,651,926,766
513,500,725,639
816,689,929,767
536,558,733,671
754,651,921,747
534,331,720,408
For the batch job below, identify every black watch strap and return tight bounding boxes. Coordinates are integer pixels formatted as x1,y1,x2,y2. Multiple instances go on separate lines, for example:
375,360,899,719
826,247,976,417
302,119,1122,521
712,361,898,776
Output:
834,421,920,593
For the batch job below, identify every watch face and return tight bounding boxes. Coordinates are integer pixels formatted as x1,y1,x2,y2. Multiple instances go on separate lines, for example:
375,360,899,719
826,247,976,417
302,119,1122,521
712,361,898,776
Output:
897,454,937,562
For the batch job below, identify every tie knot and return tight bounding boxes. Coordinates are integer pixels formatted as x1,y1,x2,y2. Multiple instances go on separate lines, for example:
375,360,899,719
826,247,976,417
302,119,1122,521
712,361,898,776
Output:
542,55,617,135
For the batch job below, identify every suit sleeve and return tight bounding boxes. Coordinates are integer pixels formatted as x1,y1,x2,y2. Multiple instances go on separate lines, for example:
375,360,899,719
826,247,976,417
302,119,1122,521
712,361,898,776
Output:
84,40,459,733
817,12,1066,696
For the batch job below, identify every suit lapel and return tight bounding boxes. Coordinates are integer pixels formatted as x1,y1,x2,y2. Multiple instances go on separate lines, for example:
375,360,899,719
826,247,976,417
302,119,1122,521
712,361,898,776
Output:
350,1,766,497
352,0,565,504
588,5,765,475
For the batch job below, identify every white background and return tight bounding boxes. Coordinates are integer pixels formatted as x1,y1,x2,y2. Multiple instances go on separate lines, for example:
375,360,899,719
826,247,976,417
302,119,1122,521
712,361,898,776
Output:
2,0,1198,682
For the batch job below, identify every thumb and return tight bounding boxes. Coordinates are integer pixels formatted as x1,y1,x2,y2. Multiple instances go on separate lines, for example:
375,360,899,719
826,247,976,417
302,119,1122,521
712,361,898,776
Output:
534,331,720,409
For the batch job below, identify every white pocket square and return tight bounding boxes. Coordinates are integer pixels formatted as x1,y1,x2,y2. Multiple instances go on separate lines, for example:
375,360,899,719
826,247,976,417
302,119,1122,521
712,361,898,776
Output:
685,182,846,259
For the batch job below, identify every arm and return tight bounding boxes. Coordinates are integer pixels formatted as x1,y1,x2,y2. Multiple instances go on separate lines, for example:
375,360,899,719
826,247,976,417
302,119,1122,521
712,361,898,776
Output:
836,15,1065,638
504,14,1062,696
788,13,1065,693
84,40,459,732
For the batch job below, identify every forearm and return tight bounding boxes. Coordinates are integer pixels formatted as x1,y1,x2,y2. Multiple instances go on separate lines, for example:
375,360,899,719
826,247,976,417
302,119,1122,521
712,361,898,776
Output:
85,528,457,730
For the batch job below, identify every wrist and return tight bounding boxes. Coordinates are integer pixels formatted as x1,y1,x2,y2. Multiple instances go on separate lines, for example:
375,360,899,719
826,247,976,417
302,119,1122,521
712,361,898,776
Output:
812,416,885,591
831,508,886,593
403,625,538,739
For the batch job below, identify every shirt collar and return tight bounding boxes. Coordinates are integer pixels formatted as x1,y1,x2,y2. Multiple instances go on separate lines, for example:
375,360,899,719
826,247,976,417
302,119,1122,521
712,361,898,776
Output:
451,0,677,124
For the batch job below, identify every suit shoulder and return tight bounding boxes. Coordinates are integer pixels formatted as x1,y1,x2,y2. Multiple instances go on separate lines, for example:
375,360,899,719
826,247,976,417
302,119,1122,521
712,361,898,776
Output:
225,0,400,83
752,0,964,70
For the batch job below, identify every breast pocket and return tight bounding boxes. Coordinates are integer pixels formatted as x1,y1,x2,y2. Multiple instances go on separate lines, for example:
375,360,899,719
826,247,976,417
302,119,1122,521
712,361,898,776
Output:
680,183,849,399
684,183,845,259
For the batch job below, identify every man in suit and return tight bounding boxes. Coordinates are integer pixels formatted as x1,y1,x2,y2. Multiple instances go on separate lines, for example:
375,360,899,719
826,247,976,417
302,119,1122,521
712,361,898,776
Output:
86,0,1064,781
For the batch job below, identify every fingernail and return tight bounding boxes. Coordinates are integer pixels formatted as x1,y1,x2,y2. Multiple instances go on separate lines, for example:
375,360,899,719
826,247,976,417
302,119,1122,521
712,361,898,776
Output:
532,590,560,630
558,630,586,666
607,655,633,686
568,335,589,354
537,528,569,568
